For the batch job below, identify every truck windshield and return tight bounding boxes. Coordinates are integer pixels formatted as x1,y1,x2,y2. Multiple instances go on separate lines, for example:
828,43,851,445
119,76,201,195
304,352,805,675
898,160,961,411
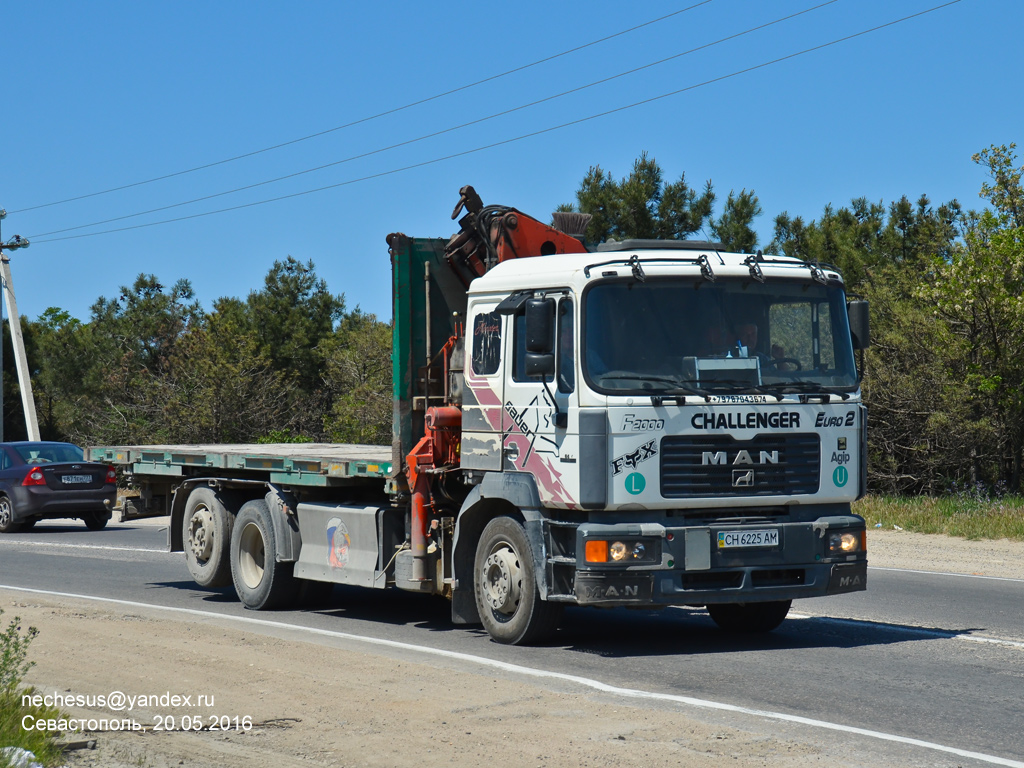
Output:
583,277,858,395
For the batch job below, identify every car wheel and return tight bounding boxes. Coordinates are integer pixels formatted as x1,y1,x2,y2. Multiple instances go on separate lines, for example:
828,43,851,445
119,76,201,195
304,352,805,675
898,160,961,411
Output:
0,496,23,533
83,512,109,531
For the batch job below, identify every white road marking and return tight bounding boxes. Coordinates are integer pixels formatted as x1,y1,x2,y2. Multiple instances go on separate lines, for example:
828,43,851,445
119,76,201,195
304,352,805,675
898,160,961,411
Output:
0,540,167,553
788,612,1024,650
870,565,1024,584
2,583,1022,768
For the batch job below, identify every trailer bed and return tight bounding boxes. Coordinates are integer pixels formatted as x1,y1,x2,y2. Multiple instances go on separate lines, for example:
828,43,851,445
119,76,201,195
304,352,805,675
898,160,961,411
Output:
87,443,393,487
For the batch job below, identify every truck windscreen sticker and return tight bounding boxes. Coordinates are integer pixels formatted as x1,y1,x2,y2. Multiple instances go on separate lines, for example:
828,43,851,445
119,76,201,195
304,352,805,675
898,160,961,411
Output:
691,412,801,430
611,440,657,475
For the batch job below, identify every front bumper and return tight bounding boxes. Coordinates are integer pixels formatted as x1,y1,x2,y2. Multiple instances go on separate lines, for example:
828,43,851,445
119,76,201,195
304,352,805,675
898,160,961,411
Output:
567,517,866,607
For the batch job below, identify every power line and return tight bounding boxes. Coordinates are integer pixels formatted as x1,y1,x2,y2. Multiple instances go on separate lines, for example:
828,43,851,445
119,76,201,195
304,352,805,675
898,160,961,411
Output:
29,0,840,239
11,1,714,215
31,0,962,245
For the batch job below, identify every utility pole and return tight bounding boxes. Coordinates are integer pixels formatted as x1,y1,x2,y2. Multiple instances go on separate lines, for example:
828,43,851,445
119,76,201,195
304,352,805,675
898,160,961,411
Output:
0,208,40,442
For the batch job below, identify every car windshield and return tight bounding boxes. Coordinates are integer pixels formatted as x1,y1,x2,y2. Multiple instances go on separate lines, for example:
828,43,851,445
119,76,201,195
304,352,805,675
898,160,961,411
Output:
14,444,84,464
583,277,858,395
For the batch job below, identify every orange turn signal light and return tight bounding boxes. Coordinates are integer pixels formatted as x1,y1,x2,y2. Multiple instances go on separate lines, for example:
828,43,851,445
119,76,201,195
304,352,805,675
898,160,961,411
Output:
585,540,608,563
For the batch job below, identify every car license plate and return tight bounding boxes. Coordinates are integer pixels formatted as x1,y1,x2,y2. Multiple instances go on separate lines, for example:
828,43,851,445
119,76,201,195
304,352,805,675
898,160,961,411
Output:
61,475,92,484
717,529,779,549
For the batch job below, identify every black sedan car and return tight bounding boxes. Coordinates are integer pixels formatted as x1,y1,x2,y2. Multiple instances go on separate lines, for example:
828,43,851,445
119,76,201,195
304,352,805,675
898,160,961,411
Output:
0,441,116,533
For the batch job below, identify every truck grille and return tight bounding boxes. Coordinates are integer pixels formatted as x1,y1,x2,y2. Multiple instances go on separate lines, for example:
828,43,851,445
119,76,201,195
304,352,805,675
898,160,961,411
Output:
660,434,820,498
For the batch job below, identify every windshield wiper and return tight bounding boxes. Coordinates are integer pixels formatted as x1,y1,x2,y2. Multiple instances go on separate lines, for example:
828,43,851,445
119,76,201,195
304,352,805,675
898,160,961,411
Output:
767,381,854,401
662,382,713,403
594,374,712,403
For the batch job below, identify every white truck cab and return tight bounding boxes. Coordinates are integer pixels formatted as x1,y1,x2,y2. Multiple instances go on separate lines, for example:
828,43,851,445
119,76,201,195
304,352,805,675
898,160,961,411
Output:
454,241,868,635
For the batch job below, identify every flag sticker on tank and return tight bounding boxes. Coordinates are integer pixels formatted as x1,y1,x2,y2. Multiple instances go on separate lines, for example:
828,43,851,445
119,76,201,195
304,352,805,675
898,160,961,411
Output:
327,518,350,568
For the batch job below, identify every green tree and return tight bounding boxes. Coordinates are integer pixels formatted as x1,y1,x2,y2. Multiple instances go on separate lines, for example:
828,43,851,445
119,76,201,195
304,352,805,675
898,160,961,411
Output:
162,297,296,444
247,256,345,396
68,275,202,444
710,189,762,253
560,152,719,244
920,145,1024,489
321,311,393,445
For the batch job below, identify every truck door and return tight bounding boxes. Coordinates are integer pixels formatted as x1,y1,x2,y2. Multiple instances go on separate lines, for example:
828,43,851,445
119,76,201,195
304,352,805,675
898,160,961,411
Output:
461,301,505,472
502,295,576,506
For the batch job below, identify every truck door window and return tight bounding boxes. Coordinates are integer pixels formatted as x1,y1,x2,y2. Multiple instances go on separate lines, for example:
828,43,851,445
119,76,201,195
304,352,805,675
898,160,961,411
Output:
512,310,555,384
557,299,574,393
471,311,502,376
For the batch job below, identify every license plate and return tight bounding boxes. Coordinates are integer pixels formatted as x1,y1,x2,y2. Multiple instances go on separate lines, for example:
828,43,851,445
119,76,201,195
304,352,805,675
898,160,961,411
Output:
717,529,779,549
60,475,92,484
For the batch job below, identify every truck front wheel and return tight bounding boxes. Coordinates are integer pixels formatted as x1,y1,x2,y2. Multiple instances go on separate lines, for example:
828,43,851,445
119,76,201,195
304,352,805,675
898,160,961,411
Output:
183,488,234,588
230,499,298,610
474,516,561,645
706,600,791,633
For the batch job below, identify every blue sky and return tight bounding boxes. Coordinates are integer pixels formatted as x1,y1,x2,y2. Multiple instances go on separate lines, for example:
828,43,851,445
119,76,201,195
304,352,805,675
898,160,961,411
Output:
3,0,1019,324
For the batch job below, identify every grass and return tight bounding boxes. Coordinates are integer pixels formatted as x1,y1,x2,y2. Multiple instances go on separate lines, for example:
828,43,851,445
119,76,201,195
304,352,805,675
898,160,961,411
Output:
0,611,66,768
854,494,1024,541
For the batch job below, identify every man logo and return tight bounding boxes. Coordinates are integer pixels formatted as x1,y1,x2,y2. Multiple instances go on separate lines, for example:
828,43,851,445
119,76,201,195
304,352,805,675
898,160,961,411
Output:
702,450,779,466
733,469,754,487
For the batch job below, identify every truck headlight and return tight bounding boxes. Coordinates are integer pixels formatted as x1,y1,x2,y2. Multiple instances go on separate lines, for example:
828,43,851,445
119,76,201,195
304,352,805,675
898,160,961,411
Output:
827,531,864,554
583,539,659,564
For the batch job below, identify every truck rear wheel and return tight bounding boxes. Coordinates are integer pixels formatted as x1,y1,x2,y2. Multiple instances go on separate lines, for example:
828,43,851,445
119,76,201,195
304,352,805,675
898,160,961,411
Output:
706,600,791,633
230,499,298,610
183,487,234,588
474,516,561,645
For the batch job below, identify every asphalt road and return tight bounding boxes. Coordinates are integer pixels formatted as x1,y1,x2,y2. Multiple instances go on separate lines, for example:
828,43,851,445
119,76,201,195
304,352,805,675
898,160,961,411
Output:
2,519,1022,767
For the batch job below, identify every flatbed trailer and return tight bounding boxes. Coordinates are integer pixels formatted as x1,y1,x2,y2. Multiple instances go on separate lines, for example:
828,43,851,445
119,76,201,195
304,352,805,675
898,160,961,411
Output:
87,443,392,488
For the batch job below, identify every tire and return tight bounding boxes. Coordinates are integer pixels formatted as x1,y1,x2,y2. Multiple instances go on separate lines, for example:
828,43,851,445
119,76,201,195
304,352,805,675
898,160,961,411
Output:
707,600,792,633
474,516,561,645
230,499,299,610
0,496,23,533
182,487,235,588
83,512,109,531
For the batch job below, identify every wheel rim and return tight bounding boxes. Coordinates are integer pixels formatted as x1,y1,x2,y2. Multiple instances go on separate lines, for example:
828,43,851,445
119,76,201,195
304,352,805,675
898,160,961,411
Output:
0,499,11,529
187,506,215,561
237,521,266,589
481,542,523,617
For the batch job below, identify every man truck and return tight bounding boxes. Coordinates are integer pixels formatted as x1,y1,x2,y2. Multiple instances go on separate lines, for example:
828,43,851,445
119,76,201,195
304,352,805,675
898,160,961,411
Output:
89,185,870,644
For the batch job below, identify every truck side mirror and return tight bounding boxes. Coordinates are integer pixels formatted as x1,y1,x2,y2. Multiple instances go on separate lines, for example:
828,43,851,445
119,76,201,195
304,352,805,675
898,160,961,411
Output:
525,351,555,378
847,300,870,350
525,297,556,354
